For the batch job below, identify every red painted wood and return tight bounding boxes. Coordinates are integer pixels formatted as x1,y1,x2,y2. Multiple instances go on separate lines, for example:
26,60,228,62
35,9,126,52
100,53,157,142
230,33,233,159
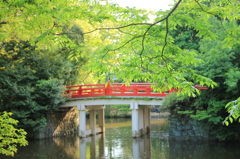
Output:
65,82,207,98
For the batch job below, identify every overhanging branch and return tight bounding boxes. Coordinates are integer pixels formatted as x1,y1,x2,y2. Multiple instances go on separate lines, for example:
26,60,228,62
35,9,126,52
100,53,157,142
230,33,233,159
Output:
83,23,152,34
84,0,183,69
139,0,182,65
83,0,182,35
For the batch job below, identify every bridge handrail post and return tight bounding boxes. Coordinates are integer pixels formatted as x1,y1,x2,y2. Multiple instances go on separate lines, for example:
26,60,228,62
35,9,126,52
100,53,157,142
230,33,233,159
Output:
78,85,82,97
105,81,110,96
146,84,151,96
133,84,137,95
121,83,126,95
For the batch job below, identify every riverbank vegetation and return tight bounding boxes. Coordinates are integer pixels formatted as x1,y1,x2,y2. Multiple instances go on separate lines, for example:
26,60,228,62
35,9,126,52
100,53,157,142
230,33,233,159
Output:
0,0,239,156
161,14,240,141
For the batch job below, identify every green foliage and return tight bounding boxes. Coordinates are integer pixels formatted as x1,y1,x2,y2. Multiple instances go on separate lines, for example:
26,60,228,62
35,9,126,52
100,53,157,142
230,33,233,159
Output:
161,92,196,119
161,12,240,140
1,0,239,87
35,79,66,109
0,40,76,134
0,112,28,156
193,17,240,127
170,25,200,50
87,0,234,95
223,97,240,126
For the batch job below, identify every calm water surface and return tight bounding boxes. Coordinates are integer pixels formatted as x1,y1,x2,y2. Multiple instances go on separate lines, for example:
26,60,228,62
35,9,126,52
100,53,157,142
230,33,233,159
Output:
1,117,240,159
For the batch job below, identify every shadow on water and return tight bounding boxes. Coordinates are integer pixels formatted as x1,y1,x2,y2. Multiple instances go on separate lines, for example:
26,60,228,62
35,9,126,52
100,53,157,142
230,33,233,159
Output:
1,118,240,159
0,135,80,159
169,140,240,159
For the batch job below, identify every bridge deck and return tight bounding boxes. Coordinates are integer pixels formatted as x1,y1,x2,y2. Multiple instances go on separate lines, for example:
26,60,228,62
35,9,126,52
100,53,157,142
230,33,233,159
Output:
61,97,164,108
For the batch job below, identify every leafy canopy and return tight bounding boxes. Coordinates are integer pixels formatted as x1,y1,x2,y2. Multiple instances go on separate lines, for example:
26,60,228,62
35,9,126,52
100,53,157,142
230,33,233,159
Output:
86,0,238,95
84,0,240,123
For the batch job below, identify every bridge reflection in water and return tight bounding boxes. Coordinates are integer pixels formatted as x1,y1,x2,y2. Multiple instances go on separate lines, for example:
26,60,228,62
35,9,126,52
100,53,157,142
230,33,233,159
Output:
79,134,151,159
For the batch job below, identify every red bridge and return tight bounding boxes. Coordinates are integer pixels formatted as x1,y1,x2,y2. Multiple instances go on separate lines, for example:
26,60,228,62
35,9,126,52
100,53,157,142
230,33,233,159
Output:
65,82,207,98
62,82,208,138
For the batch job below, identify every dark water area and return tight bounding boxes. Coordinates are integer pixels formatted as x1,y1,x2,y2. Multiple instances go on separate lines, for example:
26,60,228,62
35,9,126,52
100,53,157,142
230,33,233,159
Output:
1,117,240,159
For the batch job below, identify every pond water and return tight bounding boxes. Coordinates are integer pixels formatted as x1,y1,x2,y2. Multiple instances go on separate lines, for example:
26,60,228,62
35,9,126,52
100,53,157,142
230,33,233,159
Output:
1,117,240,159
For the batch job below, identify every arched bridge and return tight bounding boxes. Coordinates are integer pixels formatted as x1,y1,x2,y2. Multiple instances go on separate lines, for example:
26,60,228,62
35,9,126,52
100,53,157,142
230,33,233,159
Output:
61,83,207,138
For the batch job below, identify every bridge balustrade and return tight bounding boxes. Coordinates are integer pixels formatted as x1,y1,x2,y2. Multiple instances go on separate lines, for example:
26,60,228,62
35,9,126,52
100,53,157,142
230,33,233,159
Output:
65,83,179,98
65,83,207,98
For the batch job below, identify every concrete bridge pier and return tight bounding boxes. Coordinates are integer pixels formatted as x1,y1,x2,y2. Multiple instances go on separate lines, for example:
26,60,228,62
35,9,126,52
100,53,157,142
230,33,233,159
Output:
131,103,151,138
78,104,105,138
62,98,163,138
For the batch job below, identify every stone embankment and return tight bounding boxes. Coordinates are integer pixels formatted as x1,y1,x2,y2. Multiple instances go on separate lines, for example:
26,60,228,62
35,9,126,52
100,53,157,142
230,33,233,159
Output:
150,111,211,141
169,117,210,141
33,108,210,141
34,107,79,139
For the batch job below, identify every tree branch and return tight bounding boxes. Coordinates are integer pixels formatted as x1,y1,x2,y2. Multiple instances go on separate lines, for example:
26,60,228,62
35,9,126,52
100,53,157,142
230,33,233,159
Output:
162,18,169,57
83,0,182,36
83,23,152,34
84,0,183,71
108,35,143,52
139,0,182,64
0,22,7,25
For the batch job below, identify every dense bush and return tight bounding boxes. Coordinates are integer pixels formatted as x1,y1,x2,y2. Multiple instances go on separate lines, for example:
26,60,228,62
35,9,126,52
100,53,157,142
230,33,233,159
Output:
0,40,78,134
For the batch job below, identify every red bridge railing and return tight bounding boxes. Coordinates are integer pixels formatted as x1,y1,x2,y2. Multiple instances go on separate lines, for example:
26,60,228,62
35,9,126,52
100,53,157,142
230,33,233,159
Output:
65,82,207,98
